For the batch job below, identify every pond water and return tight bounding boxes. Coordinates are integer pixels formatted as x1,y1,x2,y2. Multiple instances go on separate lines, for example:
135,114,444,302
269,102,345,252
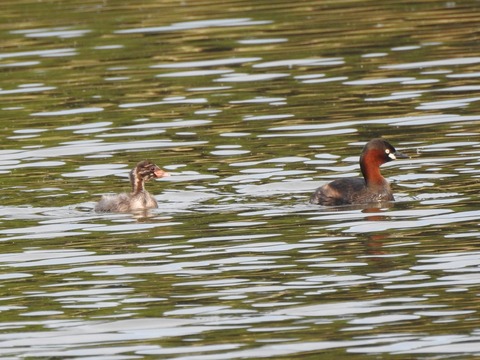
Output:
0,0,480,358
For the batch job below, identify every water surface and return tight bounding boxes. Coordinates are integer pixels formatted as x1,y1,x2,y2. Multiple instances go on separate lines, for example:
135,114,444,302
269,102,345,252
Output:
0,0,480,358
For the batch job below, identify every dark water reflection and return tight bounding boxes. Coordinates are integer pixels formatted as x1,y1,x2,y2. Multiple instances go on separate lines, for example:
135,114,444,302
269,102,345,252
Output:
0,0,480,358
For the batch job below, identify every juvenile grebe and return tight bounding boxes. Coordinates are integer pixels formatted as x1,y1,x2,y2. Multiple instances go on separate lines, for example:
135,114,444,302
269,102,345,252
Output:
95,160,170,212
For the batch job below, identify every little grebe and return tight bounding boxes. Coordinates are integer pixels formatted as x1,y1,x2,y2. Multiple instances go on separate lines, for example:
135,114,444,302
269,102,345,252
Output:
95,160,170,213
310,138,407,206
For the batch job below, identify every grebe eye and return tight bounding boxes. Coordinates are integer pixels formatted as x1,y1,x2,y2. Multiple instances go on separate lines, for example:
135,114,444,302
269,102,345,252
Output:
385,149,390,154
150,166,155,171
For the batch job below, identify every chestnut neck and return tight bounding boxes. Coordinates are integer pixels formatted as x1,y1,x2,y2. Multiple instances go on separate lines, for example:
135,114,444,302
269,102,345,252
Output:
360,149,387,186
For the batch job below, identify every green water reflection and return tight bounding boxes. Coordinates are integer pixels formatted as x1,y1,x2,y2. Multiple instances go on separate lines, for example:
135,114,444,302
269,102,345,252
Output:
0,0,480,358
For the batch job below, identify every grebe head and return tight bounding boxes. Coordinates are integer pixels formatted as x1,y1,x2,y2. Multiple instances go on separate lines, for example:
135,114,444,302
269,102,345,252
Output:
129,160,170,193
361,138,407,166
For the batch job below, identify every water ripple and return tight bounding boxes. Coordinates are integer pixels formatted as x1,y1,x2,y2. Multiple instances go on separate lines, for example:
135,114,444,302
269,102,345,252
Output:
253,57,344,68
119,96,208,108
381,57,480,70
151,57,261,68
116,18,272,34
0,85,56,95
16,28,91,39
156,69,234,77
0,48,76,59
32,107,104,116
214,73,289,82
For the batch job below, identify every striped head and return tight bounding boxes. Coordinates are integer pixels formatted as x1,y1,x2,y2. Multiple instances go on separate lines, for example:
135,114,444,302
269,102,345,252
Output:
129,160,170,193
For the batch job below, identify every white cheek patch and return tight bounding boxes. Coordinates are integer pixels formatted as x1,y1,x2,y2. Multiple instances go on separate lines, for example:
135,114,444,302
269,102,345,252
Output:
388,152,396,160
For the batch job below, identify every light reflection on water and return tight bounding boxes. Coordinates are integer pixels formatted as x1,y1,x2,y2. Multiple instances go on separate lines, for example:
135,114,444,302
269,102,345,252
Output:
0,0,480,358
